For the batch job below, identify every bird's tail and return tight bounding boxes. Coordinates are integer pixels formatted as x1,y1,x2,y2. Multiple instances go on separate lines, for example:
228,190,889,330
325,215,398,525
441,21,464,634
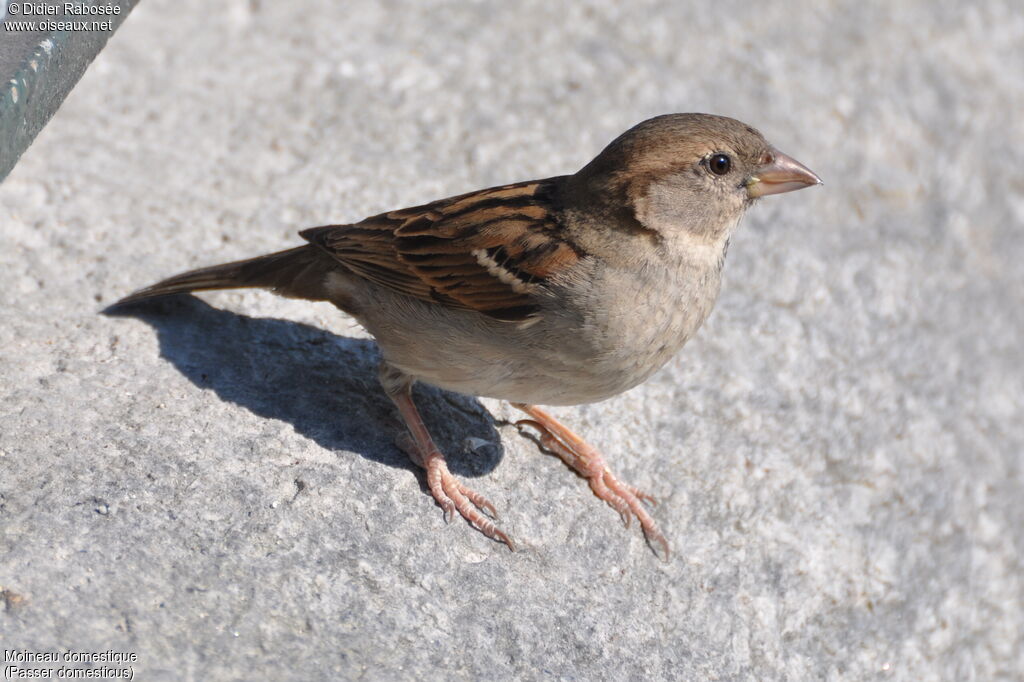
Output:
114,245,334,305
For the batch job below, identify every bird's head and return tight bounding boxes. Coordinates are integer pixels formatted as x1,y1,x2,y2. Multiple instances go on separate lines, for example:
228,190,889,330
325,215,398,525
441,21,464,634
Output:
572,113,821,247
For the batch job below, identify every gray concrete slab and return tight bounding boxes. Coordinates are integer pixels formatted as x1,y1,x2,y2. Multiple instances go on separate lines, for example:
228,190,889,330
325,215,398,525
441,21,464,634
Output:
1,1,1021,679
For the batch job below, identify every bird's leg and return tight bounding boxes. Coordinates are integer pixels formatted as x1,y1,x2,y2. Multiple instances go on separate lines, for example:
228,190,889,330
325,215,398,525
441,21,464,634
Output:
379,362,515,551
512,403,669,560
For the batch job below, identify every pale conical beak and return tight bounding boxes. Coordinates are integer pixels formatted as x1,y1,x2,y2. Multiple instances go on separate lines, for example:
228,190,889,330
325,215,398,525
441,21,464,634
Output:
746,150,822,198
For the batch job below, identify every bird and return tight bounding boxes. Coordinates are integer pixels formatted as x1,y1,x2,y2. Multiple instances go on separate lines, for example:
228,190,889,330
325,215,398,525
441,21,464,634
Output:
114,113,821,559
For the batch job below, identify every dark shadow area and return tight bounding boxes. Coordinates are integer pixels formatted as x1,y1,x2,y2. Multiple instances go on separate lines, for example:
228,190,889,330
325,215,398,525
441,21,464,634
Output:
104,295,504,477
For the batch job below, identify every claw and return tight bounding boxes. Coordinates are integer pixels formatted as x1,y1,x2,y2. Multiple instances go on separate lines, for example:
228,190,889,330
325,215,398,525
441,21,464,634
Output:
646,532,670,562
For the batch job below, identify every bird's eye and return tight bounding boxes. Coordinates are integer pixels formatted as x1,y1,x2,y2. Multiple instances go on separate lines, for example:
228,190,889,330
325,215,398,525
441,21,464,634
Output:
708,153,732,175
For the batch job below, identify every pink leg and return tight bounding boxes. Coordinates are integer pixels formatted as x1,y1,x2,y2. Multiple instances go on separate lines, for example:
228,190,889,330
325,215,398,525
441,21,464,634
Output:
380,363,515,551
512,403,669,560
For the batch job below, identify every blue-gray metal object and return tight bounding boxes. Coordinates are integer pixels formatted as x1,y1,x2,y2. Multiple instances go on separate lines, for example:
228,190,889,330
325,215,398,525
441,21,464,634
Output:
0,0,138,182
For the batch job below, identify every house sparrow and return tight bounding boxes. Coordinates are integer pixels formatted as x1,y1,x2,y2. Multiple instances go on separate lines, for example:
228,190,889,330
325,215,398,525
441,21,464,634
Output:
116,113,820,559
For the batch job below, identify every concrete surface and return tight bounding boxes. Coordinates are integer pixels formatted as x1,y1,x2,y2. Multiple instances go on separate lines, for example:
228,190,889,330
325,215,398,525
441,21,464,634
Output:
1,1,1021,680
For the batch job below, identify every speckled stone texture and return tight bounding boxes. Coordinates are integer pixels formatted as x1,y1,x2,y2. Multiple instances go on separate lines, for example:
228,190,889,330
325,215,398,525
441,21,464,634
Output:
1,1,1021,680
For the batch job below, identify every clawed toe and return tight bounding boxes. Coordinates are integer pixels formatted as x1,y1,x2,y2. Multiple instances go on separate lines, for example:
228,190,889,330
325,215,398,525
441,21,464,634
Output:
457,483,500,519
444,473,515,550
400,450,515,550
514,404,669,560
426,453,515,550
384,372,516,551
586,470,634,526
628,484,658,506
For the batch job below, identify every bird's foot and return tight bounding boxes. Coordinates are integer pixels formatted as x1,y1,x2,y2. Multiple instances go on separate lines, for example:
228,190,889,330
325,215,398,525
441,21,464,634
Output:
394,433,515,551
513,403,669,561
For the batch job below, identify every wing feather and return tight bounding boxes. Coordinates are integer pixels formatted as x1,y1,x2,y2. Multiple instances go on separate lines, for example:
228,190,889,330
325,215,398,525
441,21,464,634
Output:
300,178,581,321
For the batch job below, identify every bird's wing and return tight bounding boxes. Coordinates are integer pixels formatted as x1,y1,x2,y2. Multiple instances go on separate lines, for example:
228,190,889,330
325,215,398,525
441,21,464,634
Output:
300,178,582,321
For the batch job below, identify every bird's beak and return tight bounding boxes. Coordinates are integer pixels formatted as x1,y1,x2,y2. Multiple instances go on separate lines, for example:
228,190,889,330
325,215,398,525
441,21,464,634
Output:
746,150,822,198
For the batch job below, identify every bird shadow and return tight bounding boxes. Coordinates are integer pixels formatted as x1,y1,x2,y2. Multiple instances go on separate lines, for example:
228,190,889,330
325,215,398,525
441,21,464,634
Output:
103,295,504,478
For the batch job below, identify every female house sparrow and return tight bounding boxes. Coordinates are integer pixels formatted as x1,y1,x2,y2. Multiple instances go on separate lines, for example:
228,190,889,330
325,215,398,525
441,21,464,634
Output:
117,114,820,558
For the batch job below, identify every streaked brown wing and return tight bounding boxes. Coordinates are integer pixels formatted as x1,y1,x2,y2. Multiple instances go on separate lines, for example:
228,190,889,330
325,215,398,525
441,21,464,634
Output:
300,178,582,321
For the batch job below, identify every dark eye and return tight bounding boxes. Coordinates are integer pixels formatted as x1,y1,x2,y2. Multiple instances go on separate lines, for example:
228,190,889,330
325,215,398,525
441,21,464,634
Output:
708,153,731,175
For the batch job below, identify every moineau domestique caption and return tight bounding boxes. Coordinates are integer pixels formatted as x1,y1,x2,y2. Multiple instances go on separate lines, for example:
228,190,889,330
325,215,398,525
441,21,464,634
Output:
4,650,137,664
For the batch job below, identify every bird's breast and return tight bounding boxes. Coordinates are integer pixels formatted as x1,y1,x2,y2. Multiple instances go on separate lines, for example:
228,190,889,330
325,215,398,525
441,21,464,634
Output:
523,258,723,403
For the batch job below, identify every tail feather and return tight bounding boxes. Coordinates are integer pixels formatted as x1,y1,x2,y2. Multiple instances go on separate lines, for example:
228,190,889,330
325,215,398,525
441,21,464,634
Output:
115,245,334,306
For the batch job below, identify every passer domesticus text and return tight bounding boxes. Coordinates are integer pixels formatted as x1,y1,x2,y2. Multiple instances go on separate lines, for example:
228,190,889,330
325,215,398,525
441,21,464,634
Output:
117,114,821,558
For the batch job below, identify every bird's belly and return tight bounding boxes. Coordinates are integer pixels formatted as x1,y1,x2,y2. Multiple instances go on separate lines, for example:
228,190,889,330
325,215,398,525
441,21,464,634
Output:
357,275,717,406
370,320,631,405
381,336,662,406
